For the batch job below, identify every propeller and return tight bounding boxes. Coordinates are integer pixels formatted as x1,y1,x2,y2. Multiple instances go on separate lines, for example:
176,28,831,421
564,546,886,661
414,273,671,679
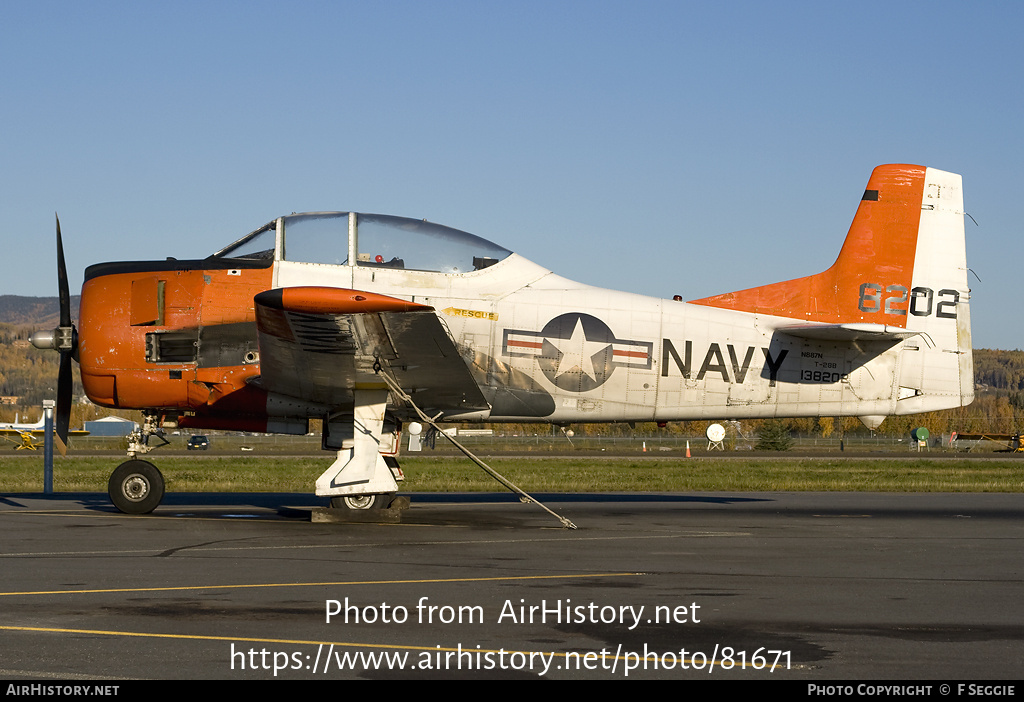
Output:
30,214,78,455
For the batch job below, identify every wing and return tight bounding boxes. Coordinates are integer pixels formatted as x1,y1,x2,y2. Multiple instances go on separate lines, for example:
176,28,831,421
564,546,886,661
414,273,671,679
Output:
253,287,489,416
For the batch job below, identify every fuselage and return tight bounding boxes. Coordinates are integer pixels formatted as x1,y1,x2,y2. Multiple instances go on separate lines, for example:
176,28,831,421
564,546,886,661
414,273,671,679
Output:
77,209,972,432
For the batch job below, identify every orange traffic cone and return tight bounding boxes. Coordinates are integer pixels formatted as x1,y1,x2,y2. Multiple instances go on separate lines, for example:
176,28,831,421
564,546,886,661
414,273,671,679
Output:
686,440,691,458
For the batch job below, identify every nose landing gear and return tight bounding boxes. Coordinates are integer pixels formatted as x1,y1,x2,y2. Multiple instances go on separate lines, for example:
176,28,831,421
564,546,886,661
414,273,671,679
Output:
108,459,165,515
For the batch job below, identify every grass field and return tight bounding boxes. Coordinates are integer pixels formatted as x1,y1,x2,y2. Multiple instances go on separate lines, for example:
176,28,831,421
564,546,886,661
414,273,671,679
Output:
2,454,1023,494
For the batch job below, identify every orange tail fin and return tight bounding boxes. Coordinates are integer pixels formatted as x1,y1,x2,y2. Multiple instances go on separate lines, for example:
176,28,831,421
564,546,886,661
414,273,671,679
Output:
692,163,972,410
690,164,933,325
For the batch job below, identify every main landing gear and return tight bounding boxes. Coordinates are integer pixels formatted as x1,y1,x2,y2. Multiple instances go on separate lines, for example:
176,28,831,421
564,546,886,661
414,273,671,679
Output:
315,390,406,518
331,493,395,510
326,456,402,512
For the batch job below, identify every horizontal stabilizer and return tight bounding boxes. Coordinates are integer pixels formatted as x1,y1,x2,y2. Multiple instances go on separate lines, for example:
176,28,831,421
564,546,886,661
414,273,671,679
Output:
775,323,922,342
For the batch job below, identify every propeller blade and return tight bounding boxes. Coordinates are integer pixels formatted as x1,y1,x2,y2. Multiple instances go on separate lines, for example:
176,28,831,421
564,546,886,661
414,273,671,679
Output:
56,351,72,456
56,214,71,329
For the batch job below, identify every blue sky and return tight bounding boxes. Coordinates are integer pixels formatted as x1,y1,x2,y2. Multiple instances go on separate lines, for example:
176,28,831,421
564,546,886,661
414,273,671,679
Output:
2,1,1020,348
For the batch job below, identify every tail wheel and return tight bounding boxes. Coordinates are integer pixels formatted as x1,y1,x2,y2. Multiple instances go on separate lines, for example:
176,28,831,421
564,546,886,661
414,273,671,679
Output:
108,460,165,514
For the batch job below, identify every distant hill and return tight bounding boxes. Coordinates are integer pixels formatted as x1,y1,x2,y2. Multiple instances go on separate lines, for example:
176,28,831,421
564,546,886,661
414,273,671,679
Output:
0,295,80,328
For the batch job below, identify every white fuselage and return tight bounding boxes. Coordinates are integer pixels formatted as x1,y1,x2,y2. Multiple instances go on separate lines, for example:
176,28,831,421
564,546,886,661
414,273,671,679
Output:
274,252,968,425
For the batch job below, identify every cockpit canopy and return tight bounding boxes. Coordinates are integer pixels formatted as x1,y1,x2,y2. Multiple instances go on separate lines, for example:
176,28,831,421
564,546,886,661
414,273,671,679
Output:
213,212,512,274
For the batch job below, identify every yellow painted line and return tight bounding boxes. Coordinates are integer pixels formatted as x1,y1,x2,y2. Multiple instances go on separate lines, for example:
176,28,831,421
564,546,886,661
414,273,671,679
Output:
0,508,302,522
0,572,640,597
0,532,745,559
0,624,386,647
0,625,787,670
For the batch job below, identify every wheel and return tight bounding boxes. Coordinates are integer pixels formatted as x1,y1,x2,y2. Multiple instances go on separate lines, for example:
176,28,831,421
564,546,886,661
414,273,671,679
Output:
330,493,395,510
108,460,165,514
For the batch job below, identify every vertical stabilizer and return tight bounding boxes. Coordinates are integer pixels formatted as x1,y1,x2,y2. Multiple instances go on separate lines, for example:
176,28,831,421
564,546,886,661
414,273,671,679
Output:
690,164,973,410
690,164,931,323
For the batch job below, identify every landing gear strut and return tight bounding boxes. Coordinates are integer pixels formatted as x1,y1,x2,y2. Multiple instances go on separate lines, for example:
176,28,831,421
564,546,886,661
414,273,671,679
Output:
316,390,404,511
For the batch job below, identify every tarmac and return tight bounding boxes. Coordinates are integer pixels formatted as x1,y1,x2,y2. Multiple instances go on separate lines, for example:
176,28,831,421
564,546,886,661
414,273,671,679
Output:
0,490,1021,680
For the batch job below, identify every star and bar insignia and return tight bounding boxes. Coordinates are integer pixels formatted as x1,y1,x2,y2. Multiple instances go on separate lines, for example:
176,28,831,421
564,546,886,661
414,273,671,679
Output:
502,313,652,392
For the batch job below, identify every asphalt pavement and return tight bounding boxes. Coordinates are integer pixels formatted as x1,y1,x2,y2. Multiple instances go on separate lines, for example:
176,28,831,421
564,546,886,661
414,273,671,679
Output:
0,490,1020,680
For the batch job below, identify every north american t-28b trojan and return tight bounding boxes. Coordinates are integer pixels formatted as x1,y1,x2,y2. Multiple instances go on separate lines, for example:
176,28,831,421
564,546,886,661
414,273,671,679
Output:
32,164,973,515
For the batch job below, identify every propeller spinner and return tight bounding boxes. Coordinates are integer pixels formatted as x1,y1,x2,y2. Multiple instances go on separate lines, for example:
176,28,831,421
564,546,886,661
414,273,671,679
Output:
29,215,78,455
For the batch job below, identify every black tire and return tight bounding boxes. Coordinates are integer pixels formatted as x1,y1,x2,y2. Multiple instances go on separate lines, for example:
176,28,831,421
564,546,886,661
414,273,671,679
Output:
108,460,165,514
330,493,395,510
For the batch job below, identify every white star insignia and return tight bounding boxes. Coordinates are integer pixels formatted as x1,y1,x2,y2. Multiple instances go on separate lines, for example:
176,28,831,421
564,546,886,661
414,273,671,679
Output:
548,318,611,381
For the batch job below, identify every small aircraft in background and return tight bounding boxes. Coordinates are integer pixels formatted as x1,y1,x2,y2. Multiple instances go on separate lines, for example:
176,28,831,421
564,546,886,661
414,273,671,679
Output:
31,164,974,515
0,411,88,450
0,414,47,433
